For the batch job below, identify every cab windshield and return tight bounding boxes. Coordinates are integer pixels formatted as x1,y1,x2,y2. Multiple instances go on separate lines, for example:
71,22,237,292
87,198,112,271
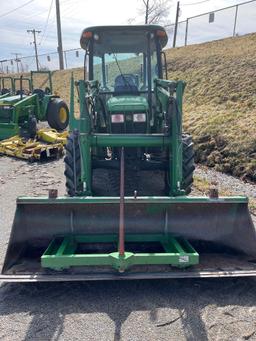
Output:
93,52,158,92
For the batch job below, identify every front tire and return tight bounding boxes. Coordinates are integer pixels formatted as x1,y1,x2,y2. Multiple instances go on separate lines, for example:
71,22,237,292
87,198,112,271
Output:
181,134,195,194
64,131,82,196
165,134,195,195
47,98,69,131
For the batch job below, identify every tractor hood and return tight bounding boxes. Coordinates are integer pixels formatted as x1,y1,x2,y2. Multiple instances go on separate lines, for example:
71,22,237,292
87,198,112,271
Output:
0,95,27,105
106,96,149,113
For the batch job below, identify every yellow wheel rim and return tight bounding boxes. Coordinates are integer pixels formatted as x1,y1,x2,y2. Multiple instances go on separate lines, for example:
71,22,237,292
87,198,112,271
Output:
59,107,67,124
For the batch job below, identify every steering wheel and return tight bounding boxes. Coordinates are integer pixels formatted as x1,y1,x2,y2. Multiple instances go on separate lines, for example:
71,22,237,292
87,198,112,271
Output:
45,86,51,95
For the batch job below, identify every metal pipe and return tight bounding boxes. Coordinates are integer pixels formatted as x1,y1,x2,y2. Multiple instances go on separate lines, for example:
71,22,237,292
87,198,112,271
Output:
173,1,180,48
91,134,169,147
147,33,152,122
233,5,239,37
55,0,64,70
119,147,125,257
79,80,92,194
20,75,23,100
185,18,189,46
64,51,68,69
102,55,107,88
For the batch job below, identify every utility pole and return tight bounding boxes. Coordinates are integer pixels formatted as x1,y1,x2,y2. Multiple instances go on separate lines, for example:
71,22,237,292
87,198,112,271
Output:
173,1,180,48
144,0,149,24
55,0,64,70
11,53,22,73
27,29,41,71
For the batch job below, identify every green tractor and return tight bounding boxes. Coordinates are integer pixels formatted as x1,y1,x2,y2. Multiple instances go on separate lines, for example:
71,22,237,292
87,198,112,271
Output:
0,71,69,140
1,25,256,281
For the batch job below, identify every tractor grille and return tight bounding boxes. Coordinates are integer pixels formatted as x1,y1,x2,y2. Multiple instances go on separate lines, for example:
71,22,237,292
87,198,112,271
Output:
111,113,147,134
0,106,13,123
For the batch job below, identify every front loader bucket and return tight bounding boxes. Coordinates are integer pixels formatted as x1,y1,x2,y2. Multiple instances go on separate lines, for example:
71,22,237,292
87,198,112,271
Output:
1,196,256,282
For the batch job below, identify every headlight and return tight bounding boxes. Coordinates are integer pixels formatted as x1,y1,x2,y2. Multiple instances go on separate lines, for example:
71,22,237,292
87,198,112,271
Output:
133,113,146,122
111,114,124,123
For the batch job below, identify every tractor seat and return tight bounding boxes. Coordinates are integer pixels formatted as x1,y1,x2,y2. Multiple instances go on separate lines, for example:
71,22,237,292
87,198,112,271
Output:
32,88,45,100
114,74,139,95
1,88,10,95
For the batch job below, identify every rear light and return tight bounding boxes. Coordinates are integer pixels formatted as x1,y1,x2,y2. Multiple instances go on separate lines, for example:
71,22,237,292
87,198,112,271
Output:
133,113,146,122
82,31,93,39
111,114,124,123
156,30,166,38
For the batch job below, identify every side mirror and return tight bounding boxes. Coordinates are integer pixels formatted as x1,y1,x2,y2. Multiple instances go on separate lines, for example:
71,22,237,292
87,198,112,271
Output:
161,51,168,80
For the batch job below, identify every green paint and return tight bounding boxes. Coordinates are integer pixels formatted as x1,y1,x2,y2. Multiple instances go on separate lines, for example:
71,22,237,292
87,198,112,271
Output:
41,234,199,271
17,195,249,205
78,80,92,194
69,73,78,131
170,81,186,195
91,134,169,147
106,96,149,113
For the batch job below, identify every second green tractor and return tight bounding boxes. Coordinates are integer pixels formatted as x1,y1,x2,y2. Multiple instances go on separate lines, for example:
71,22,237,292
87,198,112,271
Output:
0,71,69,140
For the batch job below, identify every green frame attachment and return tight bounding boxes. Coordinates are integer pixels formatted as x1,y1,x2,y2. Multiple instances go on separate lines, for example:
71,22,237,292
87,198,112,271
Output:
42,233,199,271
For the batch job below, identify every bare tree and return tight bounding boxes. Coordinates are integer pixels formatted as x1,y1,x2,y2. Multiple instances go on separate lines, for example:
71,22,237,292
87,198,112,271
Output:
140,0,171,24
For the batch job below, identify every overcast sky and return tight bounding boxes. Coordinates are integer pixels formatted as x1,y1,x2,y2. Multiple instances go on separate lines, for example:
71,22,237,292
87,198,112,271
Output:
0,0,253,60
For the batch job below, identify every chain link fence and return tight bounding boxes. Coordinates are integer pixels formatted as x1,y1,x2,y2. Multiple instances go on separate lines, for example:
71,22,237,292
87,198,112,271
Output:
0,0,255,73
0,48,84,74
165,0,256,47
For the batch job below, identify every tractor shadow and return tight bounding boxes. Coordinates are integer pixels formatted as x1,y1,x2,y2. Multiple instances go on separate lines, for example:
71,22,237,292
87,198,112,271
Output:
0,278,256,340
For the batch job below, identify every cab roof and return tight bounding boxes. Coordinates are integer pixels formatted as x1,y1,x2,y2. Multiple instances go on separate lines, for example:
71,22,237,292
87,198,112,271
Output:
80,25,168,55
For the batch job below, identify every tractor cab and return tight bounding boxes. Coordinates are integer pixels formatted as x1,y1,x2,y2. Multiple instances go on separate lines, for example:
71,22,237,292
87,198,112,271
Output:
80,25,168,134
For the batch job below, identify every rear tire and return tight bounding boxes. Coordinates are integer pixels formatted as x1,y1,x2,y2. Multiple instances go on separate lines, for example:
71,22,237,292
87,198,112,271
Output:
64,131,82,196
47,98,69,131
28,115,37,139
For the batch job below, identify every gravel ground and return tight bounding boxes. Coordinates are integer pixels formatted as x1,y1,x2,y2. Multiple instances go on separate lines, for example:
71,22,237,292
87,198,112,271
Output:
195,165,256,199
1,156,256,341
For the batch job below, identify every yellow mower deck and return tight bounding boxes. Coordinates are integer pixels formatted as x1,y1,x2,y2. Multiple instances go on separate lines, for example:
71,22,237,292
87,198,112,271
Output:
0,129,67,161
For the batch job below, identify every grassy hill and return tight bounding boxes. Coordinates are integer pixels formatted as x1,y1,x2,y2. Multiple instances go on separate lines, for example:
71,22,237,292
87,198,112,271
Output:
18,33,256,182
166,33,256,182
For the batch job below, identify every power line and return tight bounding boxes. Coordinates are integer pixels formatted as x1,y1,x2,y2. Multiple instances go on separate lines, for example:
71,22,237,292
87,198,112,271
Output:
0,0,35,19
181,0,211,6
39,16,56,47
39,0,54,45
